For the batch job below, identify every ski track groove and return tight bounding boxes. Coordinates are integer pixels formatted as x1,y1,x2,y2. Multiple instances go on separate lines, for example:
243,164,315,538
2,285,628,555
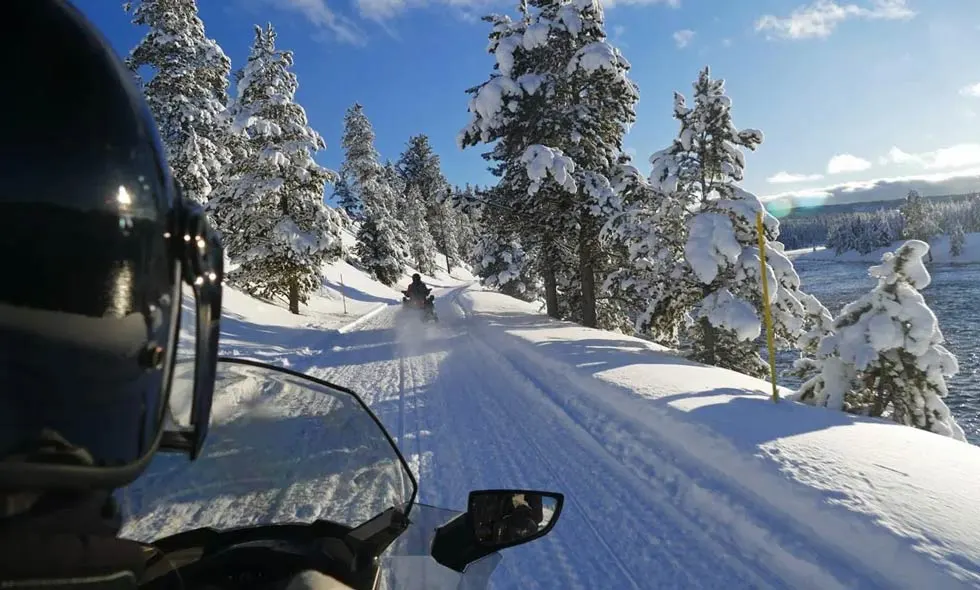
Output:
407,317,598,589
467,343,645,590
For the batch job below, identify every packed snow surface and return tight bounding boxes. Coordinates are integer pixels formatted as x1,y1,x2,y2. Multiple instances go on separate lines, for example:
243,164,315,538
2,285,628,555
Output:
121,260,980,589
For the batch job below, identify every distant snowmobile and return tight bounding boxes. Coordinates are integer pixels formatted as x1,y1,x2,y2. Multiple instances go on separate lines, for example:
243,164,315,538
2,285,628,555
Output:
402,273,438,322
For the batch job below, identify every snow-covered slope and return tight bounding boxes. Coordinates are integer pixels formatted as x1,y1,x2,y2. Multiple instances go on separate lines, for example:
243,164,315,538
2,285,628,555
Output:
788,232,980,263
128,266,980,589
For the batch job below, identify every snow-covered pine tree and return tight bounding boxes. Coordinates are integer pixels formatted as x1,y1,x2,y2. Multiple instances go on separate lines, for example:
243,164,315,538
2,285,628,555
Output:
949,220,965,257
901,190,940,260
126,0,232,205
437,200,463,271
450,184,481,261
794,241,964,441
383,161,408,222
396,135,458,271
601,157,693,344
615,67,809,377
341,103,409,283
787,292,835,383
459,0,637,326
330,171,358,221
472,228,539,301
205,24,341,314
354,215,404,286
339,103,382,223
402,185,438,274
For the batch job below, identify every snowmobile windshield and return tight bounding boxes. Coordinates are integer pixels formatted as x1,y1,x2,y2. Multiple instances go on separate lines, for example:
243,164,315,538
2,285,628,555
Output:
116,357,417,541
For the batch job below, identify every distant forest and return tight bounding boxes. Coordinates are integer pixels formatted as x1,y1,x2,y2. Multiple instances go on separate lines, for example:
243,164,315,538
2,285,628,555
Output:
776,192,980,254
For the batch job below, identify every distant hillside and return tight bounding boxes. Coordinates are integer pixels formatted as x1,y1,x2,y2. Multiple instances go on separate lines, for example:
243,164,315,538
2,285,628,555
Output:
761,172,980,214
771,191,979,220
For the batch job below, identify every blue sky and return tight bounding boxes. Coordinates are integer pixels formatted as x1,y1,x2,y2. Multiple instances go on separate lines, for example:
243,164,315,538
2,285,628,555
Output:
74,0,980,205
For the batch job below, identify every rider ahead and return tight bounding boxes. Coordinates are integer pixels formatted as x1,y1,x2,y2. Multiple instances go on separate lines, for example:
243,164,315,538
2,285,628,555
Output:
404,273,430,301
0,3,349,589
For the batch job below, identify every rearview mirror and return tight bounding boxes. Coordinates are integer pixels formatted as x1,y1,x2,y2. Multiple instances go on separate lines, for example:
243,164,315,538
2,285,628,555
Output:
469,490,562,549
430,489,564,573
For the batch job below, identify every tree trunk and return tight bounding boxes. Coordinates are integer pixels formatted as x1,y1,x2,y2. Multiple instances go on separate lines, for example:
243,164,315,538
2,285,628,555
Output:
279,193,301,314
698,316,716,365
288,277,300,315
541,254,559,319
579,213,597,328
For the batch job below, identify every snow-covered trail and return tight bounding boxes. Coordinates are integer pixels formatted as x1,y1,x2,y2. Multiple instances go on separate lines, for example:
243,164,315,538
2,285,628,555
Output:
120,284,949,589
308,288,790,590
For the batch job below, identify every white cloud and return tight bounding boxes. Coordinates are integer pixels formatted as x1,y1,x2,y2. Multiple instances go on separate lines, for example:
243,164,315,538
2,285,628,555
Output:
356,0,407,21
672,29,695,48
358,0,674,23
254,0,675,40
263,0,365,44
755,0,914,40
826,153,872,174
603,0,678,6
767,171,825,184
959,82,980,98
879,144,980,170
761,168,980,206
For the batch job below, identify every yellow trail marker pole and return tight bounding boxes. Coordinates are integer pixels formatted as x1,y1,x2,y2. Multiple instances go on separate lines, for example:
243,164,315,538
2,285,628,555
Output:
756,211,780,403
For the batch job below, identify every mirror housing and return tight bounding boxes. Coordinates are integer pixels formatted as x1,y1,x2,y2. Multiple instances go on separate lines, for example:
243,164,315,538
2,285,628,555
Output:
431,489,564,573
159,193,223,460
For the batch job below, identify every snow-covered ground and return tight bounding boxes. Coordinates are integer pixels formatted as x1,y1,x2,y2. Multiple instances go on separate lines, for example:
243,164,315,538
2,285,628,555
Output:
787,232,980,263
122,256,980,589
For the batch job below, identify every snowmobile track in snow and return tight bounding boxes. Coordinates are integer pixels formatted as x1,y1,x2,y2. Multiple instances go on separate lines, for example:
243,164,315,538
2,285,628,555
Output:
454,292,886,590
455,320,782,590
309,290,877,589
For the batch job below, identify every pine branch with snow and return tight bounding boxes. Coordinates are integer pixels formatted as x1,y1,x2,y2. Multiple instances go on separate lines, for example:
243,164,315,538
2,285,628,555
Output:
601,162,697,343
794,241,965,441
330,171,358,221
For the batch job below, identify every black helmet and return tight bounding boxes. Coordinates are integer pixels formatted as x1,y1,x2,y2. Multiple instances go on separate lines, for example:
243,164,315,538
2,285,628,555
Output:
412,273,421,282
0,1,223,491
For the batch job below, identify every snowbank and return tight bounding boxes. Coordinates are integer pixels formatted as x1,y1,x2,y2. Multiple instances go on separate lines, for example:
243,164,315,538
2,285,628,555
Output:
455,286,980,589
789,232,980,263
